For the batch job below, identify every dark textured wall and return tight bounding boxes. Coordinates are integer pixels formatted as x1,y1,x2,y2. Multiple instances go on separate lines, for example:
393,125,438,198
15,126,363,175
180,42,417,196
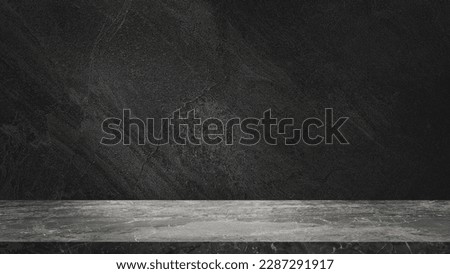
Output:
1,0,449,199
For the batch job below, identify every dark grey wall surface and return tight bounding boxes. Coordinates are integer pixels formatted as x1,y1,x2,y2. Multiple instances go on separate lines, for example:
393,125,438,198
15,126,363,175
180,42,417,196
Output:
1,0,449,199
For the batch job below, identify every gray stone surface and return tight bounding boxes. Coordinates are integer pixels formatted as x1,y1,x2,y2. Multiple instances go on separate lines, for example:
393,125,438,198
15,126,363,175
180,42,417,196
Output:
1,201,449,242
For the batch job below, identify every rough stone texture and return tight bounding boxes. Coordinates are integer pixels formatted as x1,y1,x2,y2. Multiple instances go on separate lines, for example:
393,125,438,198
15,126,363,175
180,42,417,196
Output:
1,201,449,242
1,0,450,199
1,242,449,254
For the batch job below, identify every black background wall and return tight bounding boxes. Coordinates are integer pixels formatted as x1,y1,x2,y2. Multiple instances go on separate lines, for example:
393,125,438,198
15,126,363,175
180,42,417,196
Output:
1,0,449,199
